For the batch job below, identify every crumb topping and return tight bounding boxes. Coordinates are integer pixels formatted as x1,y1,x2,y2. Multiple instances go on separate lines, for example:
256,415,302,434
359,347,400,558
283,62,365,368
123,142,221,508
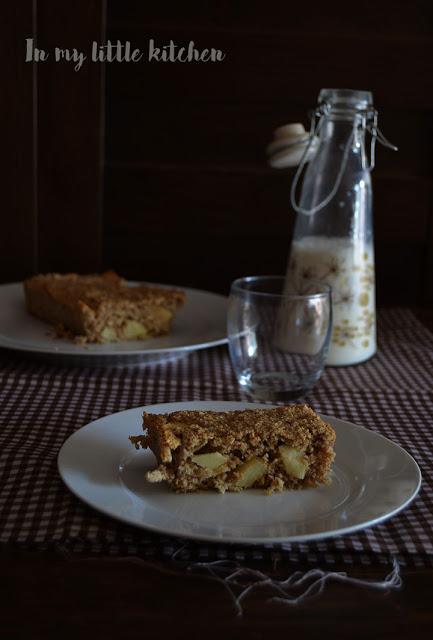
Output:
25,271,185,311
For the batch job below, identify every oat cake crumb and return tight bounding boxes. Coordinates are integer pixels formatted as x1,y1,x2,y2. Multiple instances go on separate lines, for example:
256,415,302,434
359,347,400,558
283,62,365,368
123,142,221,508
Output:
130,405,336,494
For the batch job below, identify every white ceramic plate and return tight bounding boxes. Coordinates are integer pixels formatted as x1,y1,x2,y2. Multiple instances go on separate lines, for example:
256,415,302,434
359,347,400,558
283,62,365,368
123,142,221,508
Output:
0,283,227,364
58,401,421,544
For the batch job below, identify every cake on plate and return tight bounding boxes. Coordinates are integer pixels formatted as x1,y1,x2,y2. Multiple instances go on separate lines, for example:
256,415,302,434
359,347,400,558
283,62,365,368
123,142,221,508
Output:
24,271,186,344
130,405,336,494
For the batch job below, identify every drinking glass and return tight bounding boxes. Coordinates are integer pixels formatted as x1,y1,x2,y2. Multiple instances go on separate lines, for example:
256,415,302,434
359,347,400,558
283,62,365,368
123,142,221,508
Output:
227,276,332,401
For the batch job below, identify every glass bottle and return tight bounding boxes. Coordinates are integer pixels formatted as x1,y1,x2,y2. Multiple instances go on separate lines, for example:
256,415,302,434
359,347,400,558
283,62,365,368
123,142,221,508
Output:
286,88,393,366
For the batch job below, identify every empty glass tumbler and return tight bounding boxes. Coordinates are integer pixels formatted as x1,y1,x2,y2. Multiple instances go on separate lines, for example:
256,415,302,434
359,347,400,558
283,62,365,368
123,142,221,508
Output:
227,276,332,401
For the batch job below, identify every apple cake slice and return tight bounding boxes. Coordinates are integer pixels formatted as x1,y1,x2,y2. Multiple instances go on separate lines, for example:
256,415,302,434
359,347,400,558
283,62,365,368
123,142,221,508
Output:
24,271,186,344
130,405,336,494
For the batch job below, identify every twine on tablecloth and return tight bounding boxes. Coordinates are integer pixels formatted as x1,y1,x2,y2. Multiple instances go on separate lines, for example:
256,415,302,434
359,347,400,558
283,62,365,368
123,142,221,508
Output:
0,309,432,569
182,556,402,616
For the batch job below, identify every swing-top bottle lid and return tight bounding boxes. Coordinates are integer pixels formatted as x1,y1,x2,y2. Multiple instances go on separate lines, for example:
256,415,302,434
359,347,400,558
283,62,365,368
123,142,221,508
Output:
318,88,373,111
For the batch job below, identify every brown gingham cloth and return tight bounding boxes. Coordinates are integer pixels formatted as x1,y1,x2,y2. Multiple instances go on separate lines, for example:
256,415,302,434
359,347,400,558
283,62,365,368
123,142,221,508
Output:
0,308,432,568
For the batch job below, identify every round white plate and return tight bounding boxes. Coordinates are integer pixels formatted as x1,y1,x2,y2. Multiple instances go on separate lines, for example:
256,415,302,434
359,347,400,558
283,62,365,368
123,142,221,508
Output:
58,401,422,544
0,283,227,364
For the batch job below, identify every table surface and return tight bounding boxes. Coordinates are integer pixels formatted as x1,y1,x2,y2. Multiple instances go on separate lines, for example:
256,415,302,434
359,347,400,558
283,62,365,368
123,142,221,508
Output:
1,307,433,639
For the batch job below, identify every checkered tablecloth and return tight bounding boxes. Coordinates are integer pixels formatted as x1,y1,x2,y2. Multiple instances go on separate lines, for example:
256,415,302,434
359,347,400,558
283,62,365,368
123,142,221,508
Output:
0,308,432,568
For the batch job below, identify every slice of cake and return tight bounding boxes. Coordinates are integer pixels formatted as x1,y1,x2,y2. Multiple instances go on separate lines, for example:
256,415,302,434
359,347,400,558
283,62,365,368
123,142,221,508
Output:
130,405,336,494
24,271,186,343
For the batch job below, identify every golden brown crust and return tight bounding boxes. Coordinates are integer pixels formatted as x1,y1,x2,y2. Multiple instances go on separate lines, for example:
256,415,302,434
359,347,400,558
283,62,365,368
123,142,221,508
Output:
131,405,336,494
24,271,186,343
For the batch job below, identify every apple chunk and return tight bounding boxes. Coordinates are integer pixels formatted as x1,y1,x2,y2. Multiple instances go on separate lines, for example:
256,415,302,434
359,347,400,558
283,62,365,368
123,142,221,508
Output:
279,445,309,479
235,457,267,489
122,320,148,339
191,452,228,471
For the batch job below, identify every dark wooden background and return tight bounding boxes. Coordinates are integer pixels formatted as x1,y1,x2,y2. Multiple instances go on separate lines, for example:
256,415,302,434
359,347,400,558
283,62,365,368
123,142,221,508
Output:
2,0,433,305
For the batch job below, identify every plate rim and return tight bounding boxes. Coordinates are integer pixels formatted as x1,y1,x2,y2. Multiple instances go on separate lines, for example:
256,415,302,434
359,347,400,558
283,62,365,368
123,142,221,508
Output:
57,400,422,545
0,282,228,357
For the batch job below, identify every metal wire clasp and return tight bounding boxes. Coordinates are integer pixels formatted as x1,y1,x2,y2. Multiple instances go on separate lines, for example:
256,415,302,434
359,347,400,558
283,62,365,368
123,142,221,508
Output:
290,101,353,216
364,109,398,171
290,102,398,216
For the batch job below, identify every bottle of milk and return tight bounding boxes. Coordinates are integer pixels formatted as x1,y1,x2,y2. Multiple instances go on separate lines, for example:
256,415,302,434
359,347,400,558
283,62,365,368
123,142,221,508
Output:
282,89,396,366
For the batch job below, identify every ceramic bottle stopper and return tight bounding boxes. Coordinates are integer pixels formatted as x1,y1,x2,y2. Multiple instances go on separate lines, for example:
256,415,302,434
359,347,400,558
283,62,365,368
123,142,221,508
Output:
266,123,319,168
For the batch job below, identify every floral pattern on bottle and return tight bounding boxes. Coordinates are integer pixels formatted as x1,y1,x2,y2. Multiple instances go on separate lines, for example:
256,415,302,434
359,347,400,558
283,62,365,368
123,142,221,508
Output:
286,236,376,366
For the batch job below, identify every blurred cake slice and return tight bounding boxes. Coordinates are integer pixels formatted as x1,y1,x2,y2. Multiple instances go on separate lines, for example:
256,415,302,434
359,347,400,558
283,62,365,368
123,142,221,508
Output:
24,271,185,343
130,405,336,494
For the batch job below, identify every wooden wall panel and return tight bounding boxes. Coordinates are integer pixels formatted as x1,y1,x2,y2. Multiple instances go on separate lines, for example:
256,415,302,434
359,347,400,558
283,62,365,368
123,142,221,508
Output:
103,1,433,305
104,166,291,292
1,1,107,283
36,0,106,274
422,198,433,307
0,2,37,283
104,27,433,110
374,177,432,305
106,101,432,180
108,1,433,39
104,166,431,303
4,1,429,304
